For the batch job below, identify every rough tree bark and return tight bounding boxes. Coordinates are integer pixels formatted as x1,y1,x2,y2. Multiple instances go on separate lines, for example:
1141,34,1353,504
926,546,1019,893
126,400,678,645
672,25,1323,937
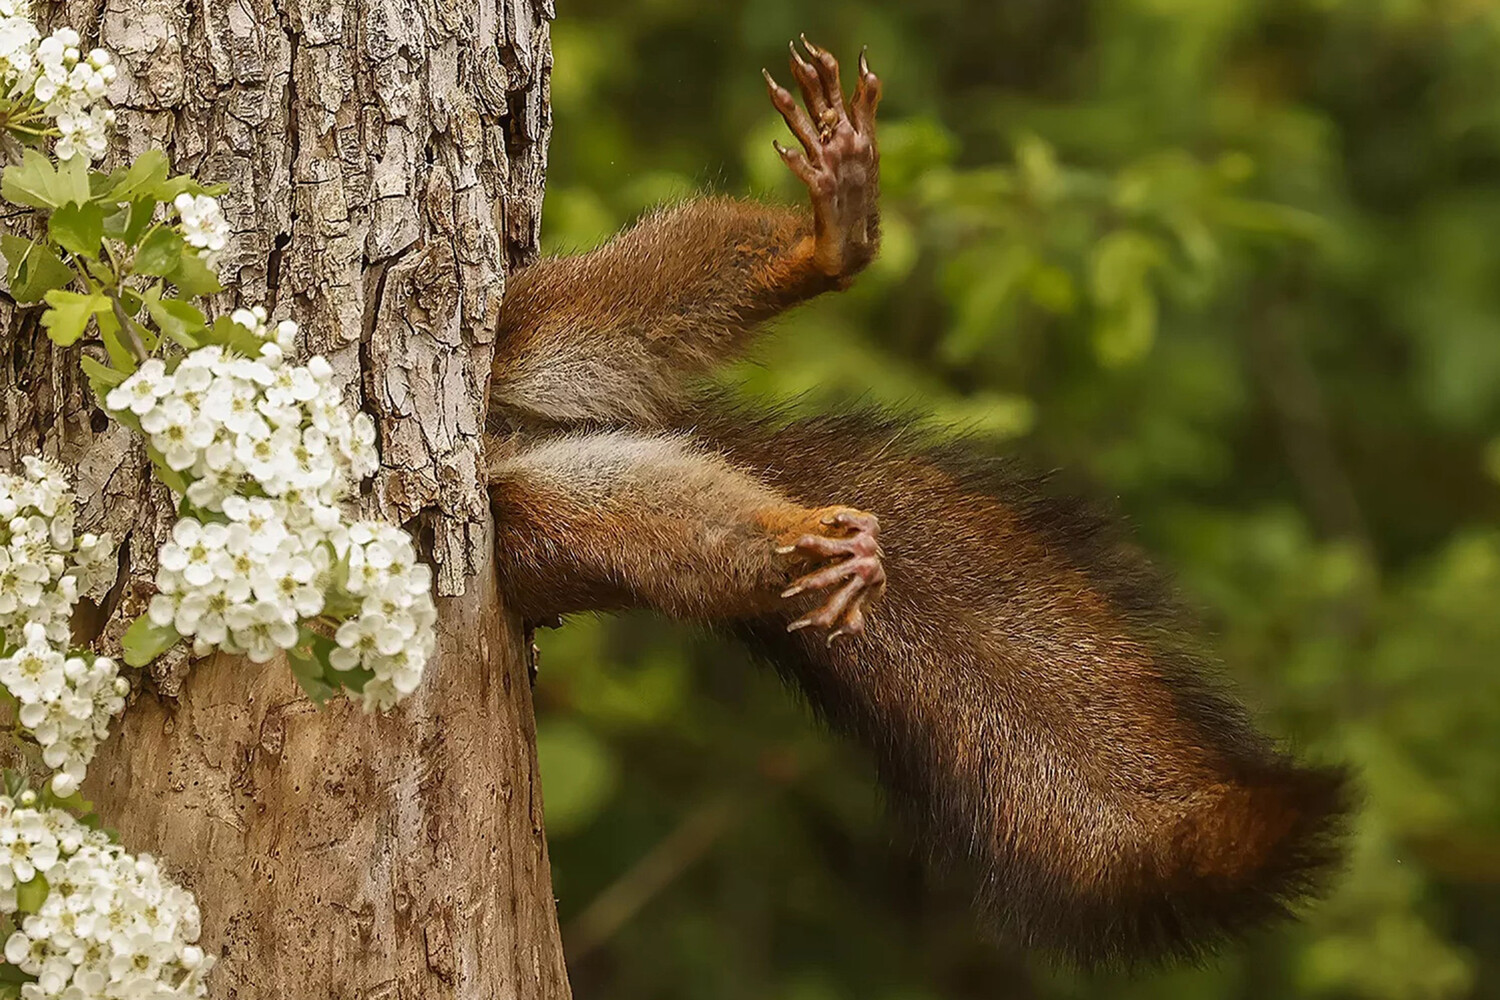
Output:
0,0,571,996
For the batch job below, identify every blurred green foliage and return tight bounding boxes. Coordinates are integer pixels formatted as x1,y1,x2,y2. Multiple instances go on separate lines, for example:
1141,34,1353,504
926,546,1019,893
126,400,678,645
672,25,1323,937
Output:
530,1,1500,997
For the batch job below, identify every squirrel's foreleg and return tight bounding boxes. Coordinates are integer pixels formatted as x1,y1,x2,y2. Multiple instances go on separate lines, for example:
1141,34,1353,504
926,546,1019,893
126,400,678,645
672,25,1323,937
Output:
488,430,884,638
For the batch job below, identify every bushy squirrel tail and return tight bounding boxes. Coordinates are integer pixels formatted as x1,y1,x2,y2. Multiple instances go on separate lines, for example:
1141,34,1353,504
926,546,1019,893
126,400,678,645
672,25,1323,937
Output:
700,408,1351,966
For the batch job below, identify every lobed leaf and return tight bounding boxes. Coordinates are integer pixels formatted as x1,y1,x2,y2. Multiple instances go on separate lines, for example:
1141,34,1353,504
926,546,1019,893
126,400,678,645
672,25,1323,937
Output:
133,226,184,276
40,290,107,346
101,149,169,202
145,294,207,349
1,149,89,210
1,235,75,303
168,250,223,296
47,201,106,258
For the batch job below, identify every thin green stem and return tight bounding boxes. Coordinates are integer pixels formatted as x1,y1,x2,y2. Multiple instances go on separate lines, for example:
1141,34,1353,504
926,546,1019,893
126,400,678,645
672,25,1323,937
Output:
102,239,126,280
76,257,110,289
109,294,149,363
69,260,100,294
132,221,163,250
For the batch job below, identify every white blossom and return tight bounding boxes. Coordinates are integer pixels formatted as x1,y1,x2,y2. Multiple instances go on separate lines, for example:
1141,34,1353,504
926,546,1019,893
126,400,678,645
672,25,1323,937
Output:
171,193,228,253
103,360,170,418
0,624,64,704
0,459,123,795
12,27,115,162
107,338,377,513
327,521,435,711
0,0,37,86
150,504,436,701
108,325,431,711
0,798,211,999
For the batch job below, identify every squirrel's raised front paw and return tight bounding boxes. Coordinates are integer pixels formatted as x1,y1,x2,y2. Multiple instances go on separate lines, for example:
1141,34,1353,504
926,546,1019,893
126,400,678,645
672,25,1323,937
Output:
762,39,881,282
776,507,886,644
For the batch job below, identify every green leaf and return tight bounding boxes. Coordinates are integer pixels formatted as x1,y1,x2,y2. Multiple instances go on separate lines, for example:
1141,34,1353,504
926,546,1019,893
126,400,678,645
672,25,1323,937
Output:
48,201,106,258
2,771,26,799
40,289,107,346
133,226,184,276
81,355,129,414
288,630,339,705
101,149,169,202
121,612,180,668
80,354,126,388
1,149,89,209
93,306,143,372
94,308,125,368
39,785,102,829
291,670,338,705
0,962,35,996
306,627,374,693
120,198,158,245
101,203,130,238
0,961,35,984
144,445,190,495
40,784,95,818
168,250,222,296
206,314,265,356
153,174,228,202
14,874,47,915
337,664,376,692
58,154,93,206
325,547,351,602
1,235,76,303
144,295,206,349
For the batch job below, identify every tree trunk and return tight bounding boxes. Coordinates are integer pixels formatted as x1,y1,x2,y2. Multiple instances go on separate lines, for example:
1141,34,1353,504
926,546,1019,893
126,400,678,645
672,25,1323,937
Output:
0,0,570,996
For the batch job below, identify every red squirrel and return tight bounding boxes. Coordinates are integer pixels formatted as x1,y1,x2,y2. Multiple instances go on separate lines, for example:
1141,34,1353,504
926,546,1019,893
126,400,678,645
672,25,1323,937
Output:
484,39,1350,967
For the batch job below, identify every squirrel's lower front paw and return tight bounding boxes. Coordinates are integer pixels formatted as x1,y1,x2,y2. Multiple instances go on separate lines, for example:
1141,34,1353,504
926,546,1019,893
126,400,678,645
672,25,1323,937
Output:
776,507,886,643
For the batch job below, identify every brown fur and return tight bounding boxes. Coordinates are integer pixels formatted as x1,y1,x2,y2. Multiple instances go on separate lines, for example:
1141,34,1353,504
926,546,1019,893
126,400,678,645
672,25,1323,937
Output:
487,430,862,623
696,408,1350,965
490,199,833,428
484,44,1349,968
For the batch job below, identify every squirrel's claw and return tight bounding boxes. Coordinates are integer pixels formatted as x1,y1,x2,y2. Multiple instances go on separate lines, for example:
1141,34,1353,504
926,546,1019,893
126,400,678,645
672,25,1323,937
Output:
787,40,830,121
766,40,880,281
764,68,822,157
851,47,881,133
780,506,885,641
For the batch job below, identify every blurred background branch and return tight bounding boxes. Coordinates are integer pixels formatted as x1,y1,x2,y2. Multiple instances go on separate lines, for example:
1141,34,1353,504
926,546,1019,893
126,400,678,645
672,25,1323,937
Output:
566,795,743,962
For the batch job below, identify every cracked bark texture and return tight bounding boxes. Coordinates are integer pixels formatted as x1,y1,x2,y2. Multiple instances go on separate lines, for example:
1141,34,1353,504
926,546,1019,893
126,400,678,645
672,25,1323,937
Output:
0,0,570,996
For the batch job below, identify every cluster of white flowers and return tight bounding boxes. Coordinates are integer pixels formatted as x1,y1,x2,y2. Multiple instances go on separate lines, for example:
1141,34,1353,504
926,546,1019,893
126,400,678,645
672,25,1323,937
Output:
0,0,36,83
0,457,113,649
1,626,126,798
170,194,228,255
0,1,116,163
327,522,435,710
28,30,115,162
147,510,434,710
108,311,433,710
0,459,124,796
0,796,210,999
105,313,375,509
